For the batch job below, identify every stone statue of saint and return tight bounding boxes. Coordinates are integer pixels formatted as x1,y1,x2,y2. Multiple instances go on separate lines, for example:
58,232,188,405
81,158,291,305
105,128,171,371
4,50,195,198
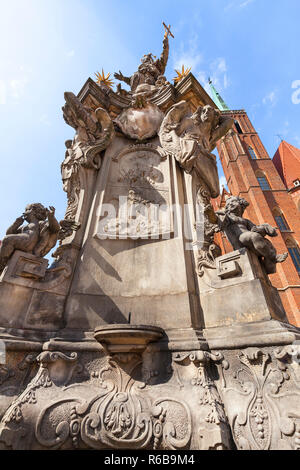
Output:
114,29,169,93
159,100,234,197
216,196,288,274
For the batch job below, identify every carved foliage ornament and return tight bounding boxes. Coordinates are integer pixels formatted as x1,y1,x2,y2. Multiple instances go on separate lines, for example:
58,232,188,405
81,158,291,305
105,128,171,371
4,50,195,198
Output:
0,351,192,450
218,347,300,450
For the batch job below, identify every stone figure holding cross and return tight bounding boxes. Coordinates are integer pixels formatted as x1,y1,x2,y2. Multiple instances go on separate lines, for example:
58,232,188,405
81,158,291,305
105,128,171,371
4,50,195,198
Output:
114,23,174,93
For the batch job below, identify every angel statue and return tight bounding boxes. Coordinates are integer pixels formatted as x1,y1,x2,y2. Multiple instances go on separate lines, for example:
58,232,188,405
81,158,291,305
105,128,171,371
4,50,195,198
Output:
216,196,288,274
159,100,234,198
61,91,115,219
62,91,114,167
0,204,79,274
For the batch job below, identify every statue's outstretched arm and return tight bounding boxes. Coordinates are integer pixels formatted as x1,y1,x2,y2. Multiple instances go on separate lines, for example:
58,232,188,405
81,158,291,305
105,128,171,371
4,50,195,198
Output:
6,217,24,235
156,32,169,75
114,70,131,86
215,211,229,231
210,116,234,151
47,207,60,234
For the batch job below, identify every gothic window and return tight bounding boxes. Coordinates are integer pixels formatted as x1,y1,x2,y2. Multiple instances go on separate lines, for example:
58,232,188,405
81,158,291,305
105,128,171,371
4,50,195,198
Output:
256,172,271,190
234,120,243,134
248,146,257,160
288,247,300,273
286,239,300,273
273,208,290,231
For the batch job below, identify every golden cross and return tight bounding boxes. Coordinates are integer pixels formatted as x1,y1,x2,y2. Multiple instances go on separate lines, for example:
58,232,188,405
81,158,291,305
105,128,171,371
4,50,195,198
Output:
162,22,174,38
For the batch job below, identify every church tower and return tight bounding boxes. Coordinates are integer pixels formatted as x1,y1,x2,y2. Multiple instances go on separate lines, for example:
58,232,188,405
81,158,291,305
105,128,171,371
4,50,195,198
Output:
211,84,300,325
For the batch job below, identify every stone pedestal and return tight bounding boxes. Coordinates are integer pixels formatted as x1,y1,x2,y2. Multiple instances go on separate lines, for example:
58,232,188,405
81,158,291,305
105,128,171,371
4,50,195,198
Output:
199,248,287,328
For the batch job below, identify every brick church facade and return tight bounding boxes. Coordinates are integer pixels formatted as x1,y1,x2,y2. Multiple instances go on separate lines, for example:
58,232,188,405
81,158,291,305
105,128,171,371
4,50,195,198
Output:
211,105,300,326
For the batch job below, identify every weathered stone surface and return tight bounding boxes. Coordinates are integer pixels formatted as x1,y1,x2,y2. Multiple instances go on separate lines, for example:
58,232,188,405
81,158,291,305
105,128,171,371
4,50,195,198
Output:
216,196,288,275
214,345,300,450
114,102,164,140
0,27,299,451
199,248,288,328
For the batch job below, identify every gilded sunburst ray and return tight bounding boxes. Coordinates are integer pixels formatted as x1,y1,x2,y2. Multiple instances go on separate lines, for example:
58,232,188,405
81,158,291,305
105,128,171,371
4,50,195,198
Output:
95,69,114,88
173,65,192,83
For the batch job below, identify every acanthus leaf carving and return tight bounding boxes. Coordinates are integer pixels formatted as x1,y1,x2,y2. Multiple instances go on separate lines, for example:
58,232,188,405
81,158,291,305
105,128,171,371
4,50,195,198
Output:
218,346,300,450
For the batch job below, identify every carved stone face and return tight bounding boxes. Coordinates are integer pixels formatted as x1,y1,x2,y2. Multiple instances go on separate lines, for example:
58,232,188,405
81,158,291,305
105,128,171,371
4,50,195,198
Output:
141,53,153,64
225,197,246,216
23,204,47,222
201,105,215,124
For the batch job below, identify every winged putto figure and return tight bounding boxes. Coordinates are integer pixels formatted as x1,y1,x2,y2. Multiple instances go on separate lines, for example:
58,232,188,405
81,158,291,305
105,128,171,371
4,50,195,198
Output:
0,204,79,274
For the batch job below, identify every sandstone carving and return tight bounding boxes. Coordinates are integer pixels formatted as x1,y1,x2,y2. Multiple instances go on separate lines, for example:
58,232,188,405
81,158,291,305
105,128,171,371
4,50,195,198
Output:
62,91,114,219
216,196,288,274
159,100,233,198
0,204,78,275
114,27,170,93
216,346,300,450
0,27,299,453
114,102,164,141
159,100,233,276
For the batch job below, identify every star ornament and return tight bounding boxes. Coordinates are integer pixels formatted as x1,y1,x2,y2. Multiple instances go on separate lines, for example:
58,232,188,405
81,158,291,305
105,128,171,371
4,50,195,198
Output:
95,69,114,88
173,65,192,83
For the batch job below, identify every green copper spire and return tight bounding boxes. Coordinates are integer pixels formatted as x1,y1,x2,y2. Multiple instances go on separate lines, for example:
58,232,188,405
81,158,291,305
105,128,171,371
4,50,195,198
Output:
208,78,230,111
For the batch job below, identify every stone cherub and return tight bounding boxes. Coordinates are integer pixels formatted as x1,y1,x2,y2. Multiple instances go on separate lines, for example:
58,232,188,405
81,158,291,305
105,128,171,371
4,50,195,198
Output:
216,196,288,274
114,28,170,93
159,100,234,198
0,204,79,274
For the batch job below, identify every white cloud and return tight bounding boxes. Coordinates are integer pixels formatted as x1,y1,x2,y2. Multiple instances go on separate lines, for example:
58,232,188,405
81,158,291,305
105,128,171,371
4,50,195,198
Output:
40,114,51,127
225,0,255,11
0,80,6,105
198,57,231,96
10,78,28,100
219,175,228,189
66,50,75,58
172,35,230,101
294,136,300,148
262,90,278,107
8,65,31,102
172,32,204,79
240,0,255,7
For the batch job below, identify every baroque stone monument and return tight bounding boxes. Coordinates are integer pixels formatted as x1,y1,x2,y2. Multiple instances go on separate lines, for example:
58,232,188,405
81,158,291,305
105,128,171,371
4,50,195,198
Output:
0,26,299,451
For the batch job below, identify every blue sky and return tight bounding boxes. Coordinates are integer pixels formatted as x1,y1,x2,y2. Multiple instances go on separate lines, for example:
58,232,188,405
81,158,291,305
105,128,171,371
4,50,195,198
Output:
0,0,299,239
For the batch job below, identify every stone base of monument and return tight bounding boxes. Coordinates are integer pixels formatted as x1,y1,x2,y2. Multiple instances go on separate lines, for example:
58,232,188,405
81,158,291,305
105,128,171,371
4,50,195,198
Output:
0,248,299,450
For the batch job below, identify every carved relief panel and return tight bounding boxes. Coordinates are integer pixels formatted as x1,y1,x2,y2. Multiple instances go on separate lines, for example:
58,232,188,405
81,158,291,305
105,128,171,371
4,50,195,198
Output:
96,143,175,240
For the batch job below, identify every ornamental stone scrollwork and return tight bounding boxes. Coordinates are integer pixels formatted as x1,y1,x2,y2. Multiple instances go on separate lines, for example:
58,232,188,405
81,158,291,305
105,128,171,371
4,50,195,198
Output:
0,349,192,450
0,351,79,450
216,346,300,450
172,350,232,450
0,353,38,423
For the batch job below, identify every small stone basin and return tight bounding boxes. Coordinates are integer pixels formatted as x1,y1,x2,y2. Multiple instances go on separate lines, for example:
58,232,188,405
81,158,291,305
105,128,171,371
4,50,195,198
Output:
94,324,164,354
